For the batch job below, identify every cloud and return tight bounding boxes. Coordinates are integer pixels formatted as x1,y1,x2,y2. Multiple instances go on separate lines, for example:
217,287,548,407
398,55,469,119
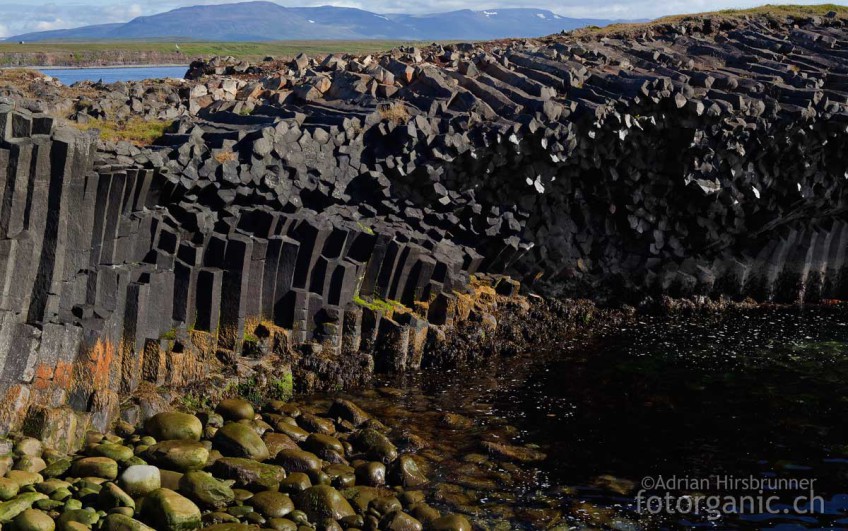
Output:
0,24,9,39
34,19,67,31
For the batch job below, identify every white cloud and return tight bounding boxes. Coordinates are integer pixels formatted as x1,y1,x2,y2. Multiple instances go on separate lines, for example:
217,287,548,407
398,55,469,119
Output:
35,19,67,31
0,24,9,39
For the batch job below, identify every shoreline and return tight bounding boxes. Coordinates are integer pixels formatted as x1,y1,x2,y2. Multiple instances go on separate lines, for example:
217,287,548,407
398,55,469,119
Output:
4,64,189,71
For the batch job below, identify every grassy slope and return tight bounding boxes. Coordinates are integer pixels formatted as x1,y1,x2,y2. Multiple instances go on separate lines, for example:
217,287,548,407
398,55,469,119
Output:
0,40,432,67
570,3,848,38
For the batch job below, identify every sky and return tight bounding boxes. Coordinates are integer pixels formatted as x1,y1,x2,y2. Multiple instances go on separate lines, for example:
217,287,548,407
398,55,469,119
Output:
0,0,846,38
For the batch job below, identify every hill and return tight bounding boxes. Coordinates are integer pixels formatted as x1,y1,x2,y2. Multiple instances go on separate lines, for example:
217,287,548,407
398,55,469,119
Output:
7,1,624,42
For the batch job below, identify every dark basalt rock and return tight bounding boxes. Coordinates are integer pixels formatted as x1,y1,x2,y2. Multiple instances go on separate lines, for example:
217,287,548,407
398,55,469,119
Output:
0,13,848,443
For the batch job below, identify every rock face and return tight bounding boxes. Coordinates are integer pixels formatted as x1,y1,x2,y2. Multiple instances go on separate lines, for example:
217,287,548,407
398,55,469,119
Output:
1,12,848,441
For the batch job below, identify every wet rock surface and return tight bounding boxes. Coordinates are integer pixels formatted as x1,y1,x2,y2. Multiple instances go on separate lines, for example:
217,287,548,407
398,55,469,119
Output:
0,397,483,531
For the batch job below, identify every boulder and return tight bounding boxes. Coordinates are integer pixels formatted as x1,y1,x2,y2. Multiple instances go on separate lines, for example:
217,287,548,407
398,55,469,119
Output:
102,513,156,531
430,514,472,531
11,509,54,531
352,429,398,463
247,490,294,518
147,441,210,471
274,449,322,474
72,457,118,480
178,471,234,509
211,423,270,461
210,458,286,491
215,399,254,422
120,465,161,497
294,485,355,522
388,455,427,487
0,493,48,523
139,488,201,531
145,412,203,442
327,399,371,426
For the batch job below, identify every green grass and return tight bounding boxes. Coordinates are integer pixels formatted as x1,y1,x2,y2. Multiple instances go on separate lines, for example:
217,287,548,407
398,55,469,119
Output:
70,117,173,146
572,4,848,38
353,294,408,315
0,40,439,68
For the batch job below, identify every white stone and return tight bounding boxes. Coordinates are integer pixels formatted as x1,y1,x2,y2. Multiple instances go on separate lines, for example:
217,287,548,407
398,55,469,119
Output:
120,465,161,497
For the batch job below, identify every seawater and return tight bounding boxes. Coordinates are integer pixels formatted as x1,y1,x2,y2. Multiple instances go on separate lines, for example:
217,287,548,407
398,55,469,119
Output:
314,306,848,529
37,65,188,85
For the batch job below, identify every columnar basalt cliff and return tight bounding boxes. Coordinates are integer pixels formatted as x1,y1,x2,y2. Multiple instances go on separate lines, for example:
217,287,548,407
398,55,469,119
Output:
2,11,848,442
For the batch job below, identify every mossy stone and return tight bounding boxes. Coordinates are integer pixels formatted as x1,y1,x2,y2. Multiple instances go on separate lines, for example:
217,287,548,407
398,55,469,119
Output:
146,441,209,472
11,509,54,531
248,490,294,518
6,471,43,488
215,400,254,422
92,444,134,463
266,518,297,531
0,493,48,523
102,513,156,531
430,514,473,531
273,449,321,474
294,485,355,522
210,458,285,491
98,482,136,510
72,457,118,480
352,429,398,464
139,488,201,531
178,471,234,509
57,509,100,528
145,413,203,442
379,511,423,531
211,423,270,462
0,477,20,500
302,434,344,456
40,459,71,479
388,455,427,488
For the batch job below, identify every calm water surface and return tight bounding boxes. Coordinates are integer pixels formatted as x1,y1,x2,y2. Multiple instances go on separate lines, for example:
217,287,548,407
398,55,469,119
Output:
317,306,848,529
38,66,188,85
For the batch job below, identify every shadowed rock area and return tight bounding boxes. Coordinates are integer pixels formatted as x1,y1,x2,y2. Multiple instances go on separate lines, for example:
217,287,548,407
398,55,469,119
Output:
1,10,848,443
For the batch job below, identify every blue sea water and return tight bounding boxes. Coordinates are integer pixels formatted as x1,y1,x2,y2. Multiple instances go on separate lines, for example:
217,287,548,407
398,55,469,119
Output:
38,65,188,85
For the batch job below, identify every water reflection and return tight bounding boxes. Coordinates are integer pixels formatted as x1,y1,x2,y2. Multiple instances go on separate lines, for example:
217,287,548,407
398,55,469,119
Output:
315,306,848,529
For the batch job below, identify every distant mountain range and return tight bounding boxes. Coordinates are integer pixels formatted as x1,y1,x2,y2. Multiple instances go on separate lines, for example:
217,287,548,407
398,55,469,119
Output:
6,1,633,42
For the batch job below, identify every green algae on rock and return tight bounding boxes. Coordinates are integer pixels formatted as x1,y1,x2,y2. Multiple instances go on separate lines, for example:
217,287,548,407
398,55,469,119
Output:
0,395,482,531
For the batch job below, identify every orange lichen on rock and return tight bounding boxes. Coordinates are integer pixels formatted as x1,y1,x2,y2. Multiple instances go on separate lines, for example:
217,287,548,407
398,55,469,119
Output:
53,360,74,390
32,364,55,390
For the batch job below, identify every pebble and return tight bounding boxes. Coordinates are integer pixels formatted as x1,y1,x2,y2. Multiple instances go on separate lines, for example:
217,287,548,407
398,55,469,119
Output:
0,397,482,530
